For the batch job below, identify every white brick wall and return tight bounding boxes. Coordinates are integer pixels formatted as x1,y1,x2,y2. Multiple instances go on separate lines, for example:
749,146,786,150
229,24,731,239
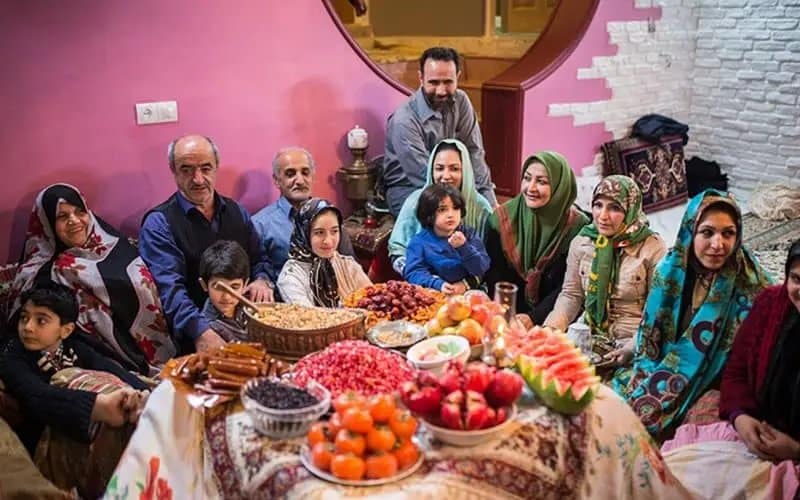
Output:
689,0,800,203
550,0,800,207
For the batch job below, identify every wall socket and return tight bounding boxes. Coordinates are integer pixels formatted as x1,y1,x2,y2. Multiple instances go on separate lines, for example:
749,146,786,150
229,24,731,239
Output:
135,100,179,125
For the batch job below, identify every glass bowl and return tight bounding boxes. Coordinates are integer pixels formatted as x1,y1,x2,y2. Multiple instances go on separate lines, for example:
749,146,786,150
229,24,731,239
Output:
241,376,330,439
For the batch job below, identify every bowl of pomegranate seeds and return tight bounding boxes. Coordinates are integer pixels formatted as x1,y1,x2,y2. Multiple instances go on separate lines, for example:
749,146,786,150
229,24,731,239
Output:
292,340,416,399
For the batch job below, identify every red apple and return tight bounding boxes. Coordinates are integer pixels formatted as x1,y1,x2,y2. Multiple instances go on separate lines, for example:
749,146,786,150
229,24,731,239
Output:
485,369,523,408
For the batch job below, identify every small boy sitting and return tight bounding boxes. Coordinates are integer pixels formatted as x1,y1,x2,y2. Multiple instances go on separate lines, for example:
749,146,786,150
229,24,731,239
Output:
198,240,251,342
0,282,149,452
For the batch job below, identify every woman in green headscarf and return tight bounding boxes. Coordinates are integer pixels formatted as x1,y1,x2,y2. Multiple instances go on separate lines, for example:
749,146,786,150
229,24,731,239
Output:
544,175,666,365
484,152,589,325
388,139,493,275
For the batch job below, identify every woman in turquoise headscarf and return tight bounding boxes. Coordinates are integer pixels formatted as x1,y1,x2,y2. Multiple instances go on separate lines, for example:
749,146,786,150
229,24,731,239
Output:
388,139,493,275
545,175,666,358
612,189,774,436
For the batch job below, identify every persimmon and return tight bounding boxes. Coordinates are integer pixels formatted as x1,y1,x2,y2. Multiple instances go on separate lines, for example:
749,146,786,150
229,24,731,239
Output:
310,442,334,471
333,391,366,414
366,425,397,453
330,453,366,480
392,439,420,469
365,452,399,479
307,422,331,447
388,409,418,440
368,394,396,423
334,429,366,456
342,407,374,434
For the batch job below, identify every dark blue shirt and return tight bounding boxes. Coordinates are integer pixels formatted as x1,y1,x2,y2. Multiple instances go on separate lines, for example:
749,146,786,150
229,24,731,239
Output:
403,226,490,291
139,191,270,343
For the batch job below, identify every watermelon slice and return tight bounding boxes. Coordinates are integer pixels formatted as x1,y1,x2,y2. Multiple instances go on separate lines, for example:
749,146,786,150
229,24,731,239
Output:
516,327,600,416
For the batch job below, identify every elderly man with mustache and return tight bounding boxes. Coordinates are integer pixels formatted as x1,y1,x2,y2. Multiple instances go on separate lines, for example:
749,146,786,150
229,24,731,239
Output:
139,135,275,353
252,147,354,288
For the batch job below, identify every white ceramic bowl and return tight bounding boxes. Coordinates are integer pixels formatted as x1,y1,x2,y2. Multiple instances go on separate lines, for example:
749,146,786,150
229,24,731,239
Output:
406,335,470,375
422,405,517,447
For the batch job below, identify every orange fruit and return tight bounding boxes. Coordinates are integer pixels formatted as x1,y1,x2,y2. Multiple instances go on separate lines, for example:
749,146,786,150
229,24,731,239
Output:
392,439,420,470
368,394,397,423
366,425,397,453
365,452,399,479
334,429,366,456
388,409,418,440
331,453,366,480
342,407,374,434
310,442,334,471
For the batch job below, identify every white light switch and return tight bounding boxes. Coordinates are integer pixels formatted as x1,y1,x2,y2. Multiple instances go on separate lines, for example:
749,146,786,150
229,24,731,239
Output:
135,100,179,125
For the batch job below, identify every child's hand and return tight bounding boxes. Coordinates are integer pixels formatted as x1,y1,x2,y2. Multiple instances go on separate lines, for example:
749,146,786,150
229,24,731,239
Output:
122,389,150,424
447,231,466,249
441,281,467,295
92,388,137,427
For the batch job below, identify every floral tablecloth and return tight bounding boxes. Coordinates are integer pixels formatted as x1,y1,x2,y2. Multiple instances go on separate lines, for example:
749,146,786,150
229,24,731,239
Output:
105,382,692,499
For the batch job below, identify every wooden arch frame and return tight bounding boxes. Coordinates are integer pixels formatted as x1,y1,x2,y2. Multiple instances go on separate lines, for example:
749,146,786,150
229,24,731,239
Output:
321,0,600,197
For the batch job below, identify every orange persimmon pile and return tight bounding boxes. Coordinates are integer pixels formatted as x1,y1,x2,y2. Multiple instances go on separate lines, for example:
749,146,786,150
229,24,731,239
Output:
306,392,420,481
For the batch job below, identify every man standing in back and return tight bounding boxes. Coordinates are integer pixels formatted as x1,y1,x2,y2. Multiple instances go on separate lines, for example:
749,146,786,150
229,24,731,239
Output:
383,46,497,216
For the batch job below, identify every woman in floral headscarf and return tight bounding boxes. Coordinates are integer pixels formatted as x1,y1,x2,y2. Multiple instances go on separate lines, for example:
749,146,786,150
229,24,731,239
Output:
544,175,666,362
484,152,589,325
10,183,175,375
612,189,774,436
277,198,371,307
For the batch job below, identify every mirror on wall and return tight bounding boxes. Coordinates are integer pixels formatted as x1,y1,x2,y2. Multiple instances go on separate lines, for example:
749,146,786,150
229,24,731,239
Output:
329,0,559,117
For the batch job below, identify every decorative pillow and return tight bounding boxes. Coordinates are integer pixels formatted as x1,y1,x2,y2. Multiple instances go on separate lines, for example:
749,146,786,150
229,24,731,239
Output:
50,367,127,395
601,135,689,213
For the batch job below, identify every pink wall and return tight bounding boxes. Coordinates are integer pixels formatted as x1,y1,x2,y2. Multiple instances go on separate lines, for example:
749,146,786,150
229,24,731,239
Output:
0,0,406,263
522,0,660,172
0,0,660,264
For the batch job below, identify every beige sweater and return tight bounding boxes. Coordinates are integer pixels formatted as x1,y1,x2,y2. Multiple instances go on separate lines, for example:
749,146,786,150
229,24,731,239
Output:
277,253,372,306
544,234,667,342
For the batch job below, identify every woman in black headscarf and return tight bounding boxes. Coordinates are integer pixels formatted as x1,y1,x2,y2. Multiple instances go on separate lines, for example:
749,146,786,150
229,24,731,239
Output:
276,198,371,306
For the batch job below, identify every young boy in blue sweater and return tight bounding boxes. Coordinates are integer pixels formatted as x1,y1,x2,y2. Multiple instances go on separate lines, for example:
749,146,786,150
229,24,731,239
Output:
404,184,490,294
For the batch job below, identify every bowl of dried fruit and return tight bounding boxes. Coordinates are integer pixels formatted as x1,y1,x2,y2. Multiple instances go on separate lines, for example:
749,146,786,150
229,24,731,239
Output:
241,376,331,439
245,303,365,361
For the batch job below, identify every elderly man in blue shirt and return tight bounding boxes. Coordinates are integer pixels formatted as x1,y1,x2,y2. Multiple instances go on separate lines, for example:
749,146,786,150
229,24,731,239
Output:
252,147,354,286
139,135,274,353
383,46,497,217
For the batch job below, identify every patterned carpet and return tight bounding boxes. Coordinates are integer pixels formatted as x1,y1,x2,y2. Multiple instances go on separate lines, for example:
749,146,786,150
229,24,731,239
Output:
742,214,800,279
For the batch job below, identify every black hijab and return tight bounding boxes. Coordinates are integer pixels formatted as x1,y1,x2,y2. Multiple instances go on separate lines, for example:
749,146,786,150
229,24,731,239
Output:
287,198,343,308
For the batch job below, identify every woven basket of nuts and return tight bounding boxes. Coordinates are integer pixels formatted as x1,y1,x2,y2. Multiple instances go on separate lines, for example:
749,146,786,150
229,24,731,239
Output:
245,303,366,361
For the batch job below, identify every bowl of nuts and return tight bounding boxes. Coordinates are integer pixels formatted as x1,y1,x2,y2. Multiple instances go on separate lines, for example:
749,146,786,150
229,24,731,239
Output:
241,376,331,439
